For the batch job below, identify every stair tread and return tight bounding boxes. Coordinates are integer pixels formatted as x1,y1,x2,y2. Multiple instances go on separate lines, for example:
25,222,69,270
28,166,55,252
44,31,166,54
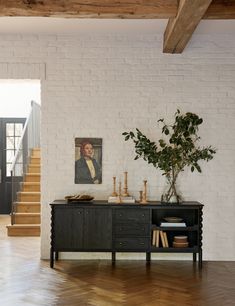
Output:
23,182,40,185
16,202,40,205
14,212,40,215
26,173,41,175
18,191,41,194
7,224,40,227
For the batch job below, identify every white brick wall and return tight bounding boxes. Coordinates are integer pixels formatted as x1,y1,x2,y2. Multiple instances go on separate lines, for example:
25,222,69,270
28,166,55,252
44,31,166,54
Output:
0,32,234,261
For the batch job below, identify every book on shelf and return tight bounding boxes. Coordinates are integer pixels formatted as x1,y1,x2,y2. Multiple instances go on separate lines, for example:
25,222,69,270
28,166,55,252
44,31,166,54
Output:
152,229,156,246
156,230,160,247
152,229,168,248
160,222,186,227
159,230,166,247
152,229,160,247
163,232,169,247
108,196,135,203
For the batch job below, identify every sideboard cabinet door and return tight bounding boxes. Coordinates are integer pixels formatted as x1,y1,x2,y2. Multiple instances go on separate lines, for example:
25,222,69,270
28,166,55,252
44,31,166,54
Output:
84,208,112,250
54,207,84,250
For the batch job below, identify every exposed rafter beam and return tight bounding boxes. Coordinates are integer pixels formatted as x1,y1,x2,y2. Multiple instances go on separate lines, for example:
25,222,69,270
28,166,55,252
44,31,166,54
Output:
203,0,235,19
163,0,213,54
0,1,235,19
0,1,178,19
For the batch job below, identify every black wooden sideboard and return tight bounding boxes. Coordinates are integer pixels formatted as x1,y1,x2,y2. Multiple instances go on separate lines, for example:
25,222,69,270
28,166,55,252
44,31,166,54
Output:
50,200,203,268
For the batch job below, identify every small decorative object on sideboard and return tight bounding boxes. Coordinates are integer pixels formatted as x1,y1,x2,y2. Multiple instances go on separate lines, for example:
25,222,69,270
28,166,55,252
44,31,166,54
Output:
173,235,189,248
164,217,183,223
140,180,148,204
65,194,94,202
117,181,122,203
123,110,216,203
139,190,143,203
108,172,135,203
123,171,130,197
108,196,135,203
111,176,118,197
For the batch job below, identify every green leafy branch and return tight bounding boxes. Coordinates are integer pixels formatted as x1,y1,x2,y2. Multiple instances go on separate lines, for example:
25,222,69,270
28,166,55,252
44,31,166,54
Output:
123,110,216,202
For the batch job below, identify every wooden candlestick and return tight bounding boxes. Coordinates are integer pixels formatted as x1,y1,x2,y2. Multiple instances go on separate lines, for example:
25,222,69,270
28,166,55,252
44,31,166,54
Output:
141,180,148,204
139,190,143,203
116,181,122,203
123,171,129,197
112,176,118,197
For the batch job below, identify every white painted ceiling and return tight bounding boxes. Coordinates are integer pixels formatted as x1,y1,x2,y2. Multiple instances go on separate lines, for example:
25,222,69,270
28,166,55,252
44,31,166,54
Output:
0,17,234,35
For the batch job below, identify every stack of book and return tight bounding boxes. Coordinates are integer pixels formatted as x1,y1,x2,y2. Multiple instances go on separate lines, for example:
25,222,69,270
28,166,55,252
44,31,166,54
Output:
108,196,135,203
152,229,169,248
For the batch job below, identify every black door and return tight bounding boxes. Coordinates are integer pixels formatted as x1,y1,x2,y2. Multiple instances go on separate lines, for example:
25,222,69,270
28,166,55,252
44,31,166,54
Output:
53,207,84,250
84,208,112,250
0,118,25,214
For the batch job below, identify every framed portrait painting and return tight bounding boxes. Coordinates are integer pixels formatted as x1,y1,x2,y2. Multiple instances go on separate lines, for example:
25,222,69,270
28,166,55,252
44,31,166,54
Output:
75,138,102,184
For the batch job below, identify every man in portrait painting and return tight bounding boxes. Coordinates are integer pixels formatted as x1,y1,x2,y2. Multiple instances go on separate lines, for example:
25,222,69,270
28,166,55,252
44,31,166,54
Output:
75,139,102,184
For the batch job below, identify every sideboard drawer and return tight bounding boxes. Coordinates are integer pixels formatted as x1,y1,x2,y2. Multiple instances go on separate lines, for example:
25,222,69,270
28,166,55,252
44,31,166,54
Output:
114,224,150,236
114,238,149,250
114,209,150,223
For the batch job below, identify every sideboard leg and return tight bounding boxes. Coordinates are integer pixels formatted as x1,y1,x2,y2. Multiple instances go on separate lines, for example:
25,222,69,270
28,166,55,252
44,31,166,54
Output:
50,248,54,268
112,252,116,264
199,249,203,269
146,252,151,264
193,253,197,262
55,251,59,261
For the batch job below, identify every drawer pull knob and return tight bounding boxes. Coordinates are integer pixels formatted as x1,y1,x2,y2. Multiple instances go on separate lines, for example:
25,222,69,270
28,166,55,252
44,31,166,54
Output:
140,242,144,245
119,242,123,245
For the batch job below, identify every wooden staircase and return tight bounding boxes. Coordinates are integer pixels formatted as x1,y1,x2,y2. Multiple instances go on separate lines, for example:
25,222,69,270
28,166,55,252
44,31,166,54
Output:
7,148,41,236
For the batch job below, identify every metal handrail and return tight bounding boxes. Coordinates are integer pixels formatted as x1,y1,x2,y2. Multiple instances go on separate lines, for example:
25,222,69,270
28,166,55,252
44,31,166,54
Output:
10,101,40,225
10,104,33,173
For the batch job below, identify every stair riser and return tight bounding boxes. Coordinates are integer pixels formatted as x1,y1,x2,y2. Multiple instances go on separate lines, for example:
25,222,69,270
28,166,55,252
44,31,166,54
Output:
22,184,40,192
31,150,40,158
16,204,40,213
7,227,40,236
28,166,41,173
14,215,41,224
18,194,40,202
25,175,40,182
31,153,40,158
30,158,40,165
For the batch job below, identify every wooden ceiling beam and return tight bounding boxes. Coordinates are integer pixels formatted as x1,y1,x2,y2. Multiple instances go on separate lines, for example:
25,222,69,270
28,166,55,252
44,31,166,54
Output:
0,1,235,19
163,0,213,54
0,1,178,19
203,0,235,19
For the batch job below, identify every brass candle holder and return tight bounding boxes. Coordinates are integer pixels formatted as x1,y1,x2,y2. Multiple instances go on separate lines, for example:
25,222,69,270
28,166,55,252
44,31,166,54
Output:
122,171,130,197
116,181,122,203
139,190,143,203
111,176,118,197
140,180,148,204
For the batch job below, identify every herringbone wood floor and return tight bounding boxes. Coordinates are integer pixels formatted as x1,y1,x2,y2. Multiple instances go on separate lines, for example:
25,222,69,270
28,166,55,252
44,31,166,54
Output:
1,215,235,306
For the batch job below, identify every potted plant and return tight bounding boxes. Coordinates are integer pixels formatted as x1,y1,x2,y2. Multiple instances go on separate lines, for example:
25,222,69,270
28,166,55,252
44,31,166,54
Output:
123,110,216,203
